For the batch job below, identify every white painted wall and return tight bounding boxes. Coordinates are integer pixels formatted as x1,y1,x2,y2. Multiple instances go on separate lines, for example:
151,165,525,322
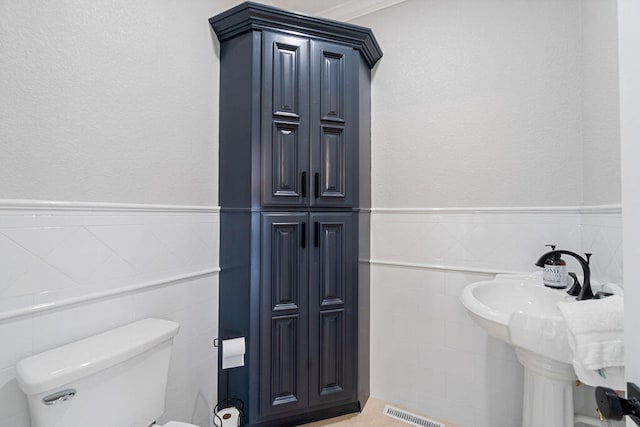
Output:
581,0,621,206
353,1,623,425
355,0,584,208
355,0,621,209
0,0,238,206
618,1,640,426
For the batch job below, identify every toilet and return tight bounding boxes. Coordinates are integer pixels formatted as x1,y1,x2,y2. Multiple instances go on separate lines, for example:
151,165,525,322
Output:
15,318,199,427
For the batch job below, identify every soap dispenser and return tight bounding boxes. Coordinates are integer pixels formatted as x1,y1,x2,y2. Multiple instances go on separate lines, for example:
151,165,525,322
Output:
542,244,568,288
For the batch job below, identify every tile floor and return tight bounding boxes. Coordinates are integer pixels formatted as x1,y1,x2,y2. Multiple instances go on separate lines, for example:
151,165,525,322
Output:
297,398,458,427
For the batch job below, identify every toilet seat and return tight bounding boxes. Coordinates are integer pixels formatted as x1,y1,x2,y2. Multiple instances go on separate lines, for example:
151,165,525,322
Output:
159,422,199,427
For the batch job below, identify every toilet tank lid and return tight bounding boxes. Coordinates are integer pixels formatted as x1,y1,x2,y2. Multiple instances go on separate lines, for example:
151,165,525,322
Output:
16,318,179,395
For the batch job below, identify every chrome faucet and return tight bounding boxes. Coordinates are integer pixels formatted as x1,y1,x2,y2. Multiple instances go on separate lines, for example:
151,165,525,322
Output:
535,250,594,300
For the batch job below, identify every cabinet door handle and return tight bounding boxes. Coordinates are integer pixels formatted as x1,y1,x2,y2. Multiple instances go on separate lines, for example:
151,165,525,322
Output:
314,173,320,198
301,172,307,198
301,222,307,248
314,221,320,247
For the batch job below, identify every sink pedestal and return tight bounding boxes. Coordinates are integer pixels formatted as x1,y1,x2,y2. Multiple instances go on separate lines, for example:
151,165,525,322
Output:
516,348,576,427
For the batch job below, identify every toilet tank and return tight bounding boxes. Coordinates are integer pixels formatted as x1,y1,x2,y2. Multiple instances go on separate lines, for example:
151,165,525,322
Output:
16,318,180,427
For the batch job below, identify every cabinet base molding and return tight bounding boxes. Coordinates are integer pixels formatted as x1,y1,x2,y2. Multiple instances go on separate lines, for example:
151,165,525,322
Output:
248,400,362,427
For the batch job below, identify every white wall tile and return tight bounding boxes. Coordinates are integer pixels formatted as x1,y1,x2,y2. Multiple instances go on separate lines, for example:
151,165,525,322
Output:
369,209,621,427
0,319,32,371
1,204,621,427
132,283,186,319
8,262,79,298
0,295,34,315
0,210,219,314
581,213,623,284
0,207,219,427
372,210,621,281
87,224,185,274
370,264,515,427
0,368,29,420
31,295,136,354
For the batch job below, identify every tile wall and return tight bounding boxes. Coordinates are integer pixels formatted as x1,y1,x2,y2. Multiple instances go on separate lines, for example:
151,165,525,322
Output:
0,201,220,427
581,211,624,286
0,202,622,427
369,207,622,427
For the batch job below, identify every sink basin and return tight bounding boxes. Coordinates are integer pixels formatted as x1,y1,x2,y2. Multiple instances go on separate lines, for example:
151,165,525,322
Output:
460,274,574,363
461,274,583,427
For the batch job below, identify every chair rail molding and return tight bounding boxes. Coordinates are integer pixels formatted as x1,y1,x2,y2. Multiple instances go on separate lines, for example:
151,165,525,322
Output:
0,198,220,213
0,268,220,323
370,204,622,215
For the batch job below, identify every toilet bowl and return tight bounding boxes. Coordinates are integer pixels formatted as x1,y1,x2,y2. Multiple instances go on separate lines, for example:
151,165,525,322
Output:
16,319,200,427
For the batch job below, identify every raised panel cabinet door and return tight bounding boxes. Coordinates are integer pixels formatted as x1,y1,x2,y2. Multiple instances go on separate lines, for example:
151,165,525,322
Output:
260,213,310,416
308,213,356,406
310,41,357,208
262,33,310,207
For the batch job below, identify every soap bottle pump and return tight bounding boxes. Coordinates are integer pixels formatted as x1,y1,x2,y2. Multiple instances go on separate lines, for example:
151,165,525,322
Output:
542,244,568,289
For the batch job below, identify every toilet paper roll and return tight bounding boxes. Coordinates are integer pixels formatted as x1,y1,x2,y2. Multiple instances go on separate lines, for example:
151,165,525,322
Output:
214,406,240,427
221,337,245,370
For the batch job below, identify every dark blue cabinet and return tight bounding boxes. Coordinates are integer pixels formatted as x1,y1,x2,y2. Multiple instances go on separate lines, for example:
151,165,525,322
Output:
260,213,309,416
262,34,357,208
308,213,356,406
211,3,381,425
260,212,356,417
310,42,357,208
262,34,310,207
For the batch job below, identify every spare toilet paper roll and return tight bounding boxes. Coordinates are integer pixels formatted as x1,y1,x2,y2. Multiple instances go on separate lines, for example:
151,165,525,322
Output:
221,337,245,370
214,406,240,427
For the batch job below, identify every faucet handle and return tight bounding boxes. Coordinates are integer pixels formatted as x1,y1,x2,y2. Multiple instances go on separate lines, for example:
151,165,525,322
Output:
585,253,592,265
567,272,581,296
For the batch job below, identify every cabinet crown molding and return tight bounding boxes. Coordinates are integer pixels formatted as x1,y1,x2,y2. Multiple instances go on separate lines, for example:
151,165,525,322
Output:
209,1,383,69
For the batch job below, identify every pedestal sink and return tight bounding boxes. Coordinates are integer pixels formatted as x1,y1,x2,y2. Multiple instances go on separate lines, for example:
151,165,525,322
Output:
460,274,577,427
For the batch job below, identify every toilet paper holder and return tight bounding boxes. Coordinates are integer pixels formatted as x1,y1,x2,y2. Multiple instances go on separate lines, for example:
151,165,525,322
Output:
213,337,245,426
213,397,244,427
214,336,246,370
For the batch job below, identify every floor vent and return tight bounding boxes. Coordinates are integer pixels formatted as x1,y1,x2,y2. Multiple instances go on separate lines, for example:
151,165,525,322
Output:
383,405,445,427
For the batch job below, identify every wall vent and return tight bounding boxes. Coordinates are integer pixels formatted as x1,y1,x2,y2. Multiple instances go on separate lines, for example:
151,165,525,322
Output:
383,405,445,427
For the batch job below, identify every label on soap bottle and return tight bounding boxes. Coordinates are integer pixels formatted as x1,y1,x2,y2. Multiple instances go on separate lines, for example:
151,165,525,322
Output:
543,264,568,288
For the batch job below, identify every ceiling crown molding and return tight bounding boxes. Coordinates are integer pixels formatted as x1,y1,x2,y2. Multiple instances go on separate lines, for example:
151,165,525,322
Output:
209,1,383,69
318,0,408,22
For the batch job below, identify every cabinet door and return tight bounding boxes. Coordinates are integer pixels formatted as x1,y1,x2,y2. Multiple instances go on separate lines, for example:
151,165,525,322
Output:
308,213,356,406
260,213,310,416
310,41,357,208
262,33,310,207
